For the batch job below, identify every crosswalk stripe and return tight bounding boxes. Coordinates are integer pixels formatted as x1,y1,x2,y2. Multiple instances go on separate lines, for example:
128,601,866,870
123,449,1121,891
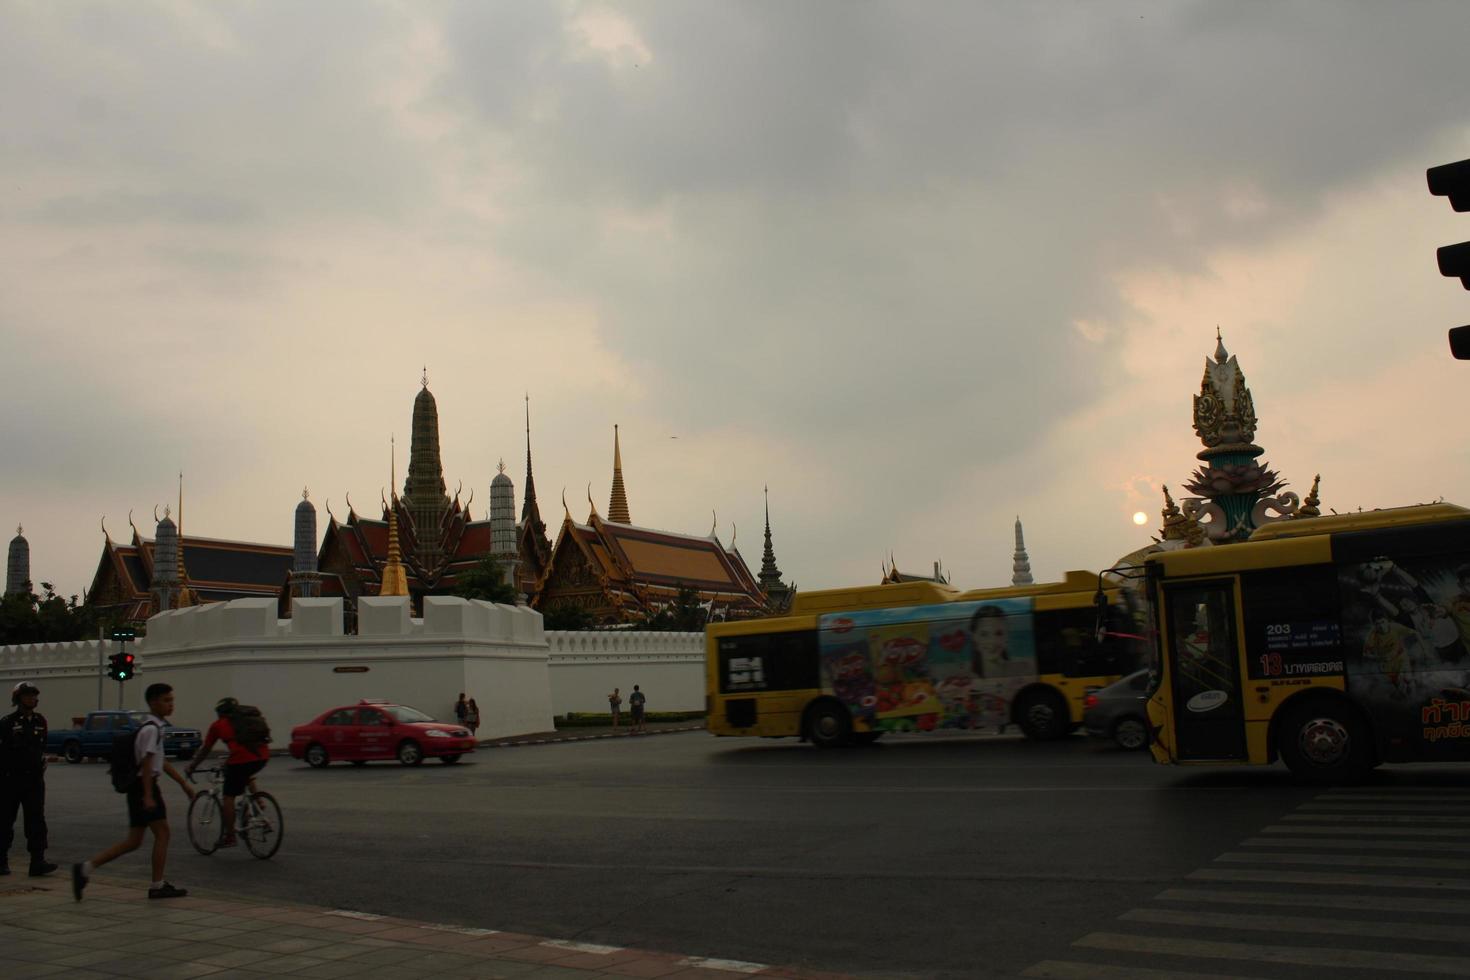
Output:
1021,960,1266,979
1190,867,1470,890
1218,850,1470,871
1283,813,1470,824
1318,795,1470,802
1122,906,1470,942
1243,836,1470,853
1299,802,1470,812
1157,886,1470,915
1075,931,1470,974
1263,823,1470,837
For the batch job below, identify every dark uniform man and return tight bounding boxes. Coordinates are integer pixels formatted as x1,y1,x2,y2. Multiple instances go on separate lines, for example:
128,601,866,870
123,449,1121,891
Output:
1,682,57,876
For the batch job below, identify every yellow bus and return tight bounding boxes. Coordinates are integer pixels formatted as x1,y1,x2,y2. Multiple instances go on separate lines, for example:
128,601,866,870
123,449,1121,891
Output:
1142,502,1470,782
706,573,1144,747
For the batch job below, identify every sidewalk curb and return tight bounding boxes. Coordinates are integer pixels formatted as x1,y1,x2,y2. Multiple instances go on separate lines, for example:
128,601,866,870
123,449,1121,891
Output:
481,723,706,749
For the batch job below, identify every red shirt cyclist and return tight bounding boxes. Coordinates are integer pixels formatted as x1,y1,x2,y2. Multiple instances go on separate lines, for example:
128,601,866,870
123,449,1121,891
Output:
186,698,269,848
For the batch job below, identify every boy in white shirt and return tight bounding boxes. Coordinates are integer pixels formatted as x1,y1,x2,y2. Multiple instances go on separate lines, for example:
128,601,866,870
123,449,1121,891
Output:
72,682,197,900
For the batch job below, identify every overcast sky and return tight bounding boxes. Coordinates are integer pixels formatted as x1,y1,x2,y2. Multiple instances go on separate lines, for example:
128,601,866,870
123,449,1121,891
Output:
4,1,1470,601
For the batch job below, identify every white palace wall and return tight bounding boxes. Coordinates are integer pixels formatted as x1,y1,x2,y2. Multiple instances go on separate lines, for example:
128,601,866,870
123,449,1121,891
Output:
0,598,705,739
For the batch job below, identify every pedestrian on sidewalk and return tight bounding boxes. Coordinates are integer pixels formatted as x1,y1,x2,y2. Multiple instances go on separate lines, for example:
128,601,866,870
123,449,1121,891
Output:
73,682,197,902
465,698,480,736
0,682,56,877
454,693,469,725
608,688,622,729
628,685,647,734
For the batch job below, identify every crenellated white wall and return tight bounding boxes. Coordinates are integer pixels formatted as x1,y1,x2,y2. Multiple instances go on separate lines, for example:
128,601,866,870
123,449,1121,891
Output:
0,600,707,740
545,630,704,716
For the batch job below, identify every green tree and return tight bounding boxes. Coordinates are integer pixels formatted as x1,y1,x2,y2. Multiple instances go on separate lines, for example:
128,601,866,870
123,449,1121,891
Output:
638,584,707,632
0,582,99,645
541,602,595,631
450,555,520,605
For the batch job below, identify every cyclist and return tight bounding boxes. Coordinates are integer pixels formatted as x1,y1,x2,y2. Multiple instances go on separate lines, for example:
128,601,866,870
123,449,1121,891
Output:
186,698,268,848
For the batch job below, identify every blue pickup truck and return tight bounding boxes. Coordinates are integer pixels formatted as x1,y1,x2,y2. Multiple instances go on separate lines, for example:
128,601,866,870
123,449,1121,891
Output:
46,710,203,764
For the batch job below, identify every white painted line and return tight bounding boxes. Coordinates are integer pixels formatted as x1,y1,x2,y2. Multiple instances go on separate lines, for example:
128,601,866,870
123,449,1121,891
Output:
325,909,386,920
1022,960,1263,980
1122,907,1470,943
1283,813,1470,824
1156,886,1470,916
1263,823,1470,837
1217,850,1470,871
1243,836,1470,853
541,939,622,954
1317,794,1470,802
1189,867,1470,891
1076,931,1470,974
676,956,770,973
1298,802,1470,812
422,923,500,936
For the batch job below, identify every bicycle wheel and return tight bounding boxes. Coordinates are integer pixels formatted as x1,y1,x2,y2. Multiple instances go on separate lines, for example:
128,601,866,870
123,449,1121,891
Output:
241,792,284,860
187,794,223,856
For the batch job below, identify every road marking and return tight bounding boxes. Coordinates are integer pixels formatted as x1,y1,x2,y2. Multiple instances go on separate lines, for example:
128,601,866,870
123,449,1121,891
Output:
1122,907,1470,943
1076,931,1470,974
325,909,385,920
423,923,500,936
1218,850,1470,871
1283,812,1470,824
1157,886,1470,916
1190,867,1470,891
676,956,769,973
1263,823,1470,837
542,939,622,954
1298,802,1470,812
1243,836,1470,853
1318,794,1470,802
1022,960,1264,979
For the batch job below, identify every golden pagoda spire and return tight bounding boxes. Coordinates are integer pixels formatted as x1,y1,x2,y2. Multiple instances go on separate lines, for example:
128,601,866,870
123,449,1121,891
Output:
608,424,631,523
1296,474,1323,519
380,436,409,597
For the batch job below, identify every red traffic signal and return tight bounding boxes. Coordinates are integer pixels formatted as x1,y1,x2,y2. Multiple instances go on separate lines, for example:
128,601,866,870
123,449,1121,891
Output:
107,652,137,682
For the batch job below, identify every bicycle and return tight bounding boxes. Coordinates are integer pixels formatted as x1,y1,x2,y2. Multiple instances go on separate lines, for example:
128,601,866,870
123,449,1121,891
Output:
185,766,284,860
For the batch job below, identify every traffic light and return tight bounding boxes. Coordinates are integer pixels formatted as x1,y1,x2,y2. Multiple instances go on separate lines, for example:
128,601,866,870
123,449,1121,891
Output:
107,652,137,682
1426,158,1470,359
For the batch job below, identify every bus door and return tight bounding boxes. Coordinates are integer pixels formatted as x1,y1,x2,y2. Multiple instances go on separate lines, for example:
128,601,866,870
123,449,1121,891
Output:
1164,579,1247,761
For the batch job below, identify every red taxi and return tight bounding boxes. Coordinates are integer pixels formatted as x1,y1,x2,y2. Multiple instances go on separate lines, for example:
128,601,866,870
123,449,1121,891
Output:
289,699,477,767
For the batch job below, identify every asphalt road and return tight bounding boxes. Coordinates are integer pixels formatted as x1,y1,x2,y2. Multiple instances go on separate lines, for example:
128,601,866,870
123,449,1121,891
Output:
29,731,1470,978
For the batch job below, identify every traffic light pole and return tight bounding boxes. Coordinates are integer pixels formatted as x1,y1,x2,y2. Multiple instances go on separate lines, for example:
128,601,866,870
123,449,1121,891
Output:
97,625,105,710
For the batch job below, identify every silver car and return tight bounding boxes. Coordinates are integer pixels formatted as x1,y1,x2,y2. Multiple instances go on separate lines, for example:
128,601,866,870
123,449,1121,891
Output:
1083,669,1150,750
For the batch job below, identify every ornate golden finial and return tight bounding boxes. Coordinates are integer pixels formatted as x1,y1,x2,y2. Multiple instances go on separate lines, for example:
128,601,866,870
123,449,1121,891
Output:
710,510,718,537
325,498,335,521
101,516,110,540
731,523,737,550
345,492,356,518
587,483,599,519
380,437,409,597
15,523,21,536
302,486,310,501
497,458,506,475
562,487,571,521
1296,474,1322,519
1160,485,1187,541
164,505,172,520
421,366,428,389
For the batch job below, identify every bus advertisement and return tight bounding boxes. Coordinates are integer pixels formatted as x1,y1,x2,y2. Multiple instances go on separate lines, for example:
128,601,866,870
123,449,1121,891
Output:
707,573,1143,747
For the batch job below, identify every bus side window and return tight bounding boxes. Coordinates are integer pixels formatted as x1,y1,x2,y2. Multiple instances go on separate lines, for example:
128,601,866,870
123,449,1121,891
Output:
719,632,819,693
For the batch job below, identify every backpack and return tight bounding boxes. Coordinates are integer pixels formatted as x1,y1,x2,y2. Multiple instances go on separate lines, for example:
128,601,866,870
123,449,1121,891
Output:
230,705,271,751
108,720,159,794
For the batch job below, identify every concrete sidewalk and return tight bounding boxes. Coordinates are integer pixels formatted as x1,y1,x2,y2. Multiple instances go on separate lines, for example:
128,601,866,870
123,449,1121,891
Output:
3,875,850,979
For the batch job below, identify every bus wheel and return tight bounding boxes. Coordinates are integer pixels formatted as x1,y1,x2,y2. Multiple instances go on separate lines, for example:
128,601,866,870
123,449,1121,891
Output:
807,701,852,748
1015,689,1069,741
1280,701,1371,784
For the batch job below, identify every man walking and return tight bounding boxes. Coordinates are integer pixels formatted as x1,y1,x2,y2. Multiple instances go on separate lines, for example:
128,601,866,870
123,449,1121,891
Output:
0,682,56,877
72,682,196,901
628,685,647,734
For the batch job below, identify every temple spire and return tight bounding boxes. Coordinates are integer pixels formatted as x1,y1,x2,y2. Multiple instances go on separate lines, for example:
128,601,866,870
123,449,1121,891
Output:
380,436,409,597
521,394,543,529
1011,516,1033,586
608,425,631,524
757,486,792,612
6,523,29,595
403,375,450,570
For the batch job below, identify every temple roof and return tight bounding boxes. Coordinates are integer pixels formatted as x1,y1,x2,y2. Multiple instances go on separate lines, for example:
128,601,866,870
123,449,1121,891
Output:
89,529,293,618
